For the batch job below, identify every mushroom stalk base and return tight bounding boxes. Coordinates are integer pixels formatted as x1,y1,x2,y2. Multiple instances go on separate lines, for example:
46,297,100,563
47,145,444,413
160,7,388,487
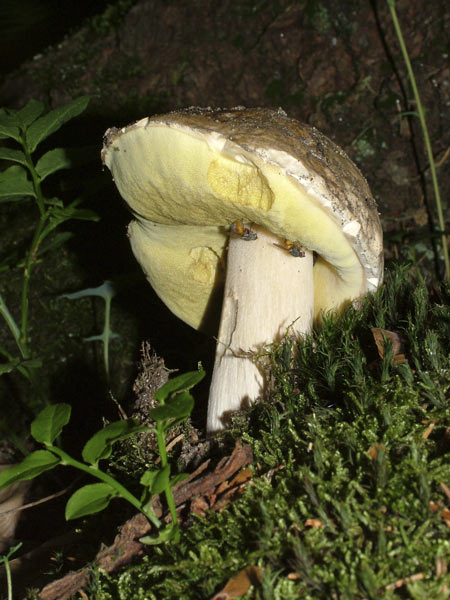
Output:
207,224,314,432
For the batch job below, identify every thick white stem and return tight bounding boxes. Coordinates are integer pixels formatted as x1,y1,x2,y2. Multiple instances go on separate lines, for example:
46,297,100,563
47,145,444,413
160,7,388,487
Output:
207,224,314,432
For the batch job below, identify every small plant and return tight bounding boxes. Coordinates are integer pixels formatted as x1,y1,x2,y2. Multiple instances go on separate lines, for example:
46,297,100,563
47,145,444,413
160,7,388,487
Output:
0,368,205,545
0,97,99,408
0,542,22,600
61,280,120,383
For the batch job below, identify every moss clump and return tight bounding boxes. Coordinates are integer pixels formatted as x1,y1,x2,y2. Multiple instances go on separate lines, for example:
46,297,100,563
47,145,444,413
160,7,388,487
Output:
90,265,450,599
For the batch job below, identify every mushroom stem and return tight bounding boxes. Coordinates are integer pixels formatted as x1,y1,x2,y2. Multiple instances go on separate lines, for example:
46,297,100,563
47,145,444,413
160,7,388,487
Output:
207,224,314,432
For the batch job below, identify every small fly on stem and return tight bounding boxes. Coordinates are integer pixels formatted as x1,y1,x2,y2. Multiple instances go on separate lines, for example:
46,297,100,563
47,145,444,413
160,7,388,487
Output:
230,220,258,241
274,239,306,257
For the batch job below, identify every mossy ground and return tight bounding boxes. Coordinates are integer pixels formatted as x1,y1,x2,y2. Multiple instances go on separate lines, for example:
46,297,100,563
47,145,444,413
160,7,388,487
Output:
74,266,450,600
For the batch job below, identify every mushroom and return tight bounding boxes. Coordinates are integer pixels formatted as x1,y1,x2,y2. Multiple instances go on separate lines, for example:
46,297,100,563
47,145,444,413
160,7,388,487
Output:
102,107,383,432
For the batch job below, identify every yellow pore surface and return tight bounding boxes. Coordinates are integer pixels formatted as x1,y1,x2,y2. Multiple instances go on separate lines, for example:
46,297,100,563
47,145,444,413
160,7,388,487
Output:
107,124,365,330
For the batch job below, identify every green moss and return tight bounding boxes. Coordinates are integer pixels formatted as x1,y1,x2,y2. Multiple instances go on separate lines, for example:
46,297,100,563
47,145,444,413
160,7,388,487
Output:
87,266,450,598
305,1,332,36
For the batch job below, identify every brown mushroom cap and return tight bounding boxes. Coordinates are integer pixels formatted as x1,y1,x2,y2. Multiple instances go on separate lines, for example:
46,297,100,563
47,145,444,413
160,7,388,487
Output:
102,107,383,330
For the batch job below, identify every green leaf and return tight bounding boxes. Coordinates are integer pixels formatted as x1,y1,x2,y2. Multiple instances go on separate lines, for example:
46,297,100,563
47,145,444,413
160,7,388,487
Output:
36,231,73,258
36,148,73,181
150,391,194,422
0,358,19,375
65,483,117,520
31,403,71,445
49,199,100,224
155,369,205,403
35,146,96,181
140,469,159,488
16,99,45,129
0,165,35,200
0,357,43,375
0,110,21,142
0,450,60,490
82,418,146,465
150,465,170,495
67,207,100,222
26,96,90,152
0,147,27,166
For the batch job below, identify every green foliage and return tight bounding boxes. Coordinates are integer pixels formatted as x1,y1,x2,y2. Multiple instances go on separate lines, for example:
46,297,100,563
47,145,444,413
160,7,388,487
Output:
0,97,99,424
0,368,205,545
94,267,450,599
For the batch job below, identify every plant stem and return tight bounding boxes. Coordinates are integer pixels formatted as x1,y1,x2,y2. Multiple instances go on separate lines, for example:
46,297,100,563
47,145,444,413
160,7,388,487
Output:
387,0,449,280
156,421,178,525
17,141,48,353
4,556,13,600
0,543,22,600
104,293,112,382
51,446,162,529
0,294,23,356
20,216,48,353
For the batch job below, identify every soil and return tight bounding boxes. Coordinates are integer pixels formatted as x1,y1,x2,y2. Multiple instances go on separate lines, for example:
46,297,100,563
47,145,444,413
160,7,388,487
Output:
0,0,449,595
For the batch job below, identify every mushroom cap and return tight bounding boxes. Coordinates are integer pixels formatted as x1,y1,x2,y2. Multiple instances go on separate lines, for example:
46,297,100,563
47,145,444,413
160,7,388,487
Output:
102,107,383,330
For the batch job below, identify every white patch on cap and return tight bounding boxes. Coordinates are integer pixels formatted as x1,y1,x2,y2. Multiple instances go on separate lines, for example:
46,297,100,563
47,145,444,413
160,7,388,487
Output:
342,220,361,237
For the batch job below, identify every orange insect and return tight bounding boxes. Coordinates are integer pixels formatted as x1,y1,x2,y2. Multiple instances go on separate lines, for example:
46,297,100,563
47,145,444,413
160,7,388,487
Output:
274,239,306,257
230,220,258,241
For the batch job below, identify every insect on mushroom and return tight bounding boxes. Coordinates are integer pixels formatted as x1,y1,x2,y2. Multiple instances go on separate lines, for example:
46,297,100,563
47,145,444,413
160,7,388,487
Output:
230,220,258,241
274,239,306,257
102,106,383,432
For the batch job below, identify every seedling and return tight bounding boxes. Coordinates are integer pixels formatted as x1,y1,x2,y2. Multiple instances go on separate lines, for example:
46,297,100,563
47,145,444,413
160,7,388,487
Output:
61,280,120,383
0,368,205,545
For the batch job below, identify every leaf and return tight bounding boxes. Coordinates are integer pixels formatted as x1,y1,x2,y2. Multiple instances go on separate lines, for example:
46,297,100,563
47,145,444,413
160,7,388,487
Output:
150,391,194,422
0,450,60,490
61,281,116,301
155,369,205,403
0,358,19,375
140,469,159,489
0,147,27,166
66,207,100,222
210,566,263,600
150,465,170,495
65,483,117,520
36,148,73,181
0,110,21,142
0,357,42,375
49,200,100,224
0,165,35,200
31,403,71,445
371,328,407,365
16,99,45,128
82,419,145,465
35,146,96,181
26,96,90,153
36,231,73,258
